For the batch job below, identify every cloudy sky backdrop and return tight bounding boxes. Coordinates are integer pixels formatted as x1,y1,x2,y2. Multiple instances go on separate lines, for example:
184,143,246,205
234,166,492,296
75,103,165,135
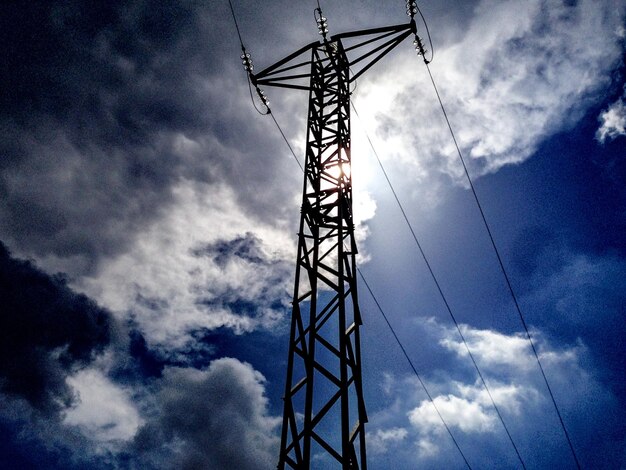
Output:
1,0,625,468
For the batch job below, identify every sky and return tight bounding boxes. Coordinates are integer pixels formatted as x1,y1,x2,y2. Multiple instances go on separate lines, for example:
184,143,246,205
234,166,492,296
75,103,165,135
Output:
0,0,625,469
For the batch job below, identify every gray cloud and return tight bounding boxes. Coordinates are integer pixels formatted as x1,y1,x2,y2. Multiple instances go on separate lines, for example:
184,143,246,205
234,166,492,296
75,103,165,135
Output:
0,1,300,277
132,358,280,470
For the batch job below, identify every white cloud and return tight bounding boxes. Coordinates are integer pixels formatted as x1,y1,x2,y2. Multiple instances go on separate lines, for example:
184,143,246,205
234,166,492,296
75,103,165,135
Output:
437,322,583,375
409,393,495,434
366,320,591,463
368,427,408,454
407,379,528,436
439,326,532,370
596,89,626,143
64,368,142,444
77,180,296,351
354,0,625,191
417,438,439,458
525,252,626,327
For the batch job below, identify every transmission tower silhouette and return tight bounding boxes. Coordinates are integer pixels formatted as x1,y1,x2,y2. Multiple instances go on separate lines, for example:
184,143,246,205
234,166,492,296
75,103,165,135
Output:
248,4,424,468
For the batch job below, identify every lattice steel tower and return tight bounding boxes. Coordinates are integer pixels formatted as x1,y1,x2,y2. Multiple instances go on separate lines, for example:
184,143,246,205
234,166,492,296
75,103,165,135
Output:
247,4,424,468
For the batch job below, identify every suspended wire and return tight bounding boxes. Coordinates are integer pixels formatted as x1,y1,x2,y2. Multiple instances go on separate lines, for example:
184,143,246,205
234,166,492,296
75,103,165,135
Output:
228,0,302,170
357,267,472,470
422,61,582,470
246,75,270,115
352,103,527,469
227,0,245,47
270,112,304,171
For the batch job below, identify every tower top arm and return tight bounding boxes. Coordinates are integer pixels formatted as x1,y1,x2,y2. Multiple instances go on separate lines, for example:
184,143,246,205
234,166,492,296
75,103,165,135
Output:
252,19,416,91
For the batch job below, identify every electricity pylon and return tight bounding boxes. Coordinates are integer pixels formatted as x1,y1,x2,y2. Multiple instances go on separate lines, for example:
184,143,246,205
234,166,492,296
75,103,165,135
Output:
248,4,424,468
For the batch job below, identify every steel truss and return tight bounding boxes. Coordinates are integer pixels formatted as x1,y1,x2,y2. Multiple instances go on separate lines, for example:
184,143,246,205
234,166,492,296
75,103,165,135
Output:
252,20,415,470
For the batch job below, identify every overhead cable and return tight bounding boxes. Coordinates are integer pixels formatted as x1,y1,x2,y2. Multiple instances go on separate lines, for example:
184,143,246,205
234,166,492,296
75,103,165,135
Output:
228,0,302,171
351,102,527,469
270,112,304,171
357,267,472,469
422,60,581,470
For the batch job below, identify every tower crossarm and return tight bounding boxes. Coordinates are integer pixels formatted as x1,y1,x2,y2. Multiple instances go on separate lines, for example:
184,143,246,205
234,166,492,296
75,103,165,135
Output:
252,21,415,91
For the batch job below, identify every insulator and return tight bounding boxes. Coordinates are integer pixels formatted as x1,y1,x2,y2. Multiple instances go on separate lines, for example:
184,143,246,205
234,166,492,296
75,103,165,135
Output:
406,0,417,15
241,53,254,73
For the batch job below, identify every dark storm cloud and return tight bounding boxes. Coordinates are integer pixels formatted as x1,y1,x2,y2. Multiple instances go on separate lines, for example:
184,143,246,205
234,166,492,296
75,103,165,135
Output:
192,231,266,267
131,358,279,470
0,395,119,470
0,242,113,411
0,1,299,274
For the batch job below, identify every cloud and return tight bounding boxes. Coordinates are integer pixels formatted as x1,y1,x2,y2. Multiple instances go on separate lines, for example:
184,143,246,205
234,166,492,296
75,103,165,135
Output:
0,242,114,412
0,243,126,469
368,427,408,454
76,181,295,352
132,357,280,470
0,1,302,278
354,0,625,189
407,380,535,436
0,395,117,470
64,367,143,444
596,87,626,143
517,250,626,401
439,326,533,370
365,318,625,467
409,393,495,433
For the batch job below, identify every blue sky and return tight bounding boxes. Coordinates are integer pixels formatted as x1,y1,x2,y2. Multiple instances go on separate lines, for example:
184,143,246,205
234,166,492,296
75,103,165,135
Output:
0,1,624,468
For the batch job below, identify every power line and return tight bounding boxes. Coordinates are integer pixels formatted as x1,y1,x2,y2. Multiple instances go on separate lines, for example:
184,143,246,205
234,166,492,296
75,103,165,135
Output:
357,267,472,470
422,61,582,470
227,0,245,48
351,103,527,469
228,0,303,171
269,112,304,171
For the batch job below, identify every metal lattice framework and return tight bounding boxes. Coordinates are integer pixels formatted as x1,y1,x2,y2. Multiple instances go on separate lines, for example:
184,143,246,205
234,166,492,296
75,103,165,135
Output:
252,17,416,470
